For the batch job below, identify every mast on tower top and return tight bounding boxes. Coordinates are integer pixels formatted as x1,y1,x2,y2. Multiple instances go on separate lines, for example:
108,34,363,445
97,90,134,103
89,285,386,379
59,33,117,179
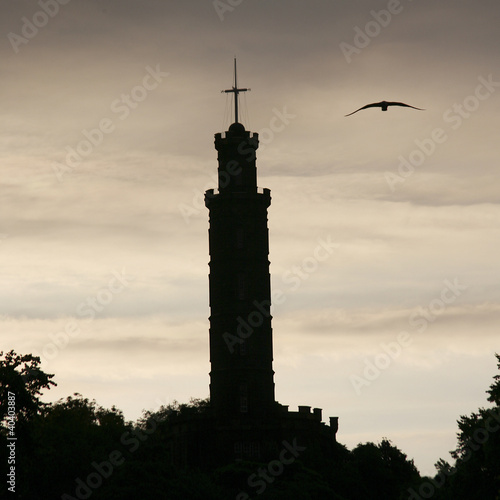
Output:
222,58,250,124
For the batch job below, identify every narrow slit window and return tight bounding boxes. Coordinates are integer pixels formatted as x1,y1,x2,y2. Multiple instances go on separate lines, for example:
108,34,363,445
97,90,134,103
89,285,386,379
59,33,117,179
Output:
240,396,248,413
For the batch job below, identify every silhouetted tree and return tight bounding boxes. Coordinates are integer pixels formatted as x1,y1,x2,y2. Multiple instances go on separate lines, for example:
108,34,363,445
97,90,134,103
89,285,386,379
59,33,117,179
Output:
336,439,420,500
138,397,211,427
1,350,57,498
7,393,128,499
423,353,500,500
0,350,56,424
487,353,500,406
2,354,427,499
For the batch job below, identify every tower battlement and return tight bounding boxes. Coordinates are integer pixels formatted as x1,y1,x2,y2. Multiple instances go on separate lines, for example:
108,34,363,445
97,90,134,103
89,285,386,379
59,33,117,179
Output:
213,122,260,195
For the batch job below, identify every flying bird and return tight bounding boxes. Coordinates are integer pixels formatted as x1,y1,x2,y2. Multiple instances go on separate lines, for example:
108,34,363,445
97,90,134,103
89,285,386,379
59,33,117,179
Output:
345,101,424,116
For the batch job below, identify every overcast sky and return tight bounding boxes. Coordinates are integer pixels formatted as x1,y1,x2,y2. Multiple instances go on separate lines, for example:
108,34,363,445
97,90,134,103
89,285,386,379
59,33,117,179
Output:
2,0,500,476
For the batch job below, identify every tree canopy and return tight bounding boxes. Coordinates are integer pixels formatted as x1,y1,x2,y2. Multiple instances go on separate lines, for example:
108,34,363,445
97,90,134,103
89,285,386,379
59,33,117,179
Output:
2,350,499,499
413,353,500,500
0,350,56,424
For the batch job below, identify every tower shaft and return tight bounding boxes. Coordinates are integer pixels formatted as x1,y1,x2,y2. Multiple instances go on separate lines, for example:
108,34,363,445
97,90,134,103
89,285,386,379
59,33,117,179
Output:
205,124,275,419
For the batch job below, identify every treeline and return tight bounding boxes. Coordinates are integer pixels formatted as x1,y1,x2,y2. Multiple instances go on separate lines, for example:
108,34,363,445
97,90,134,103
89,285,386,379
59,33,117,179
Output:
1,350,499,499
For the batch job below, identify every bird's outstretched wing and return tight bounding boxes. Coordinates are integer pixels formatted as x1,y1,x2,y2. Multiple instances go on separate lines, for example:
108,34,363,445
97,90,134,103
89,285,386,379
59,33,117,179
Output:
344,102,382,116
386,102,424,110
345,100,425,116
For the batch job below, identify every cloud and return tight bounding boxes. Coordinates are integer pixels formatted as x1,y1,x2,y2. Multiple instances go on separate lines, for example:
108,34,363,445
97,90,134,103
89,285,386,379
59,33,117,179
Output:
1,0,499,477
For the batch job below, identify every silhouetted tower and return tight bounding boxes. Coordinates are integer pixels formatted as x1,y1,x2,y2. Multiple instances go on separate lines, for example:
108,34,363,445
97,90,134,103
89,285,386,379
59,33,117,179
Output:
205,60,275,419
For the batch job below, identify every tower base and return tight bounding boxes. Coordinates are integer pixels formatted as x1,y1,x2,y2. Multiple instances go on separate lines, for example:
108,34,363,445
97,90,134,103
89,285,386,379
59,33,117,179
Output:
162,402,339,469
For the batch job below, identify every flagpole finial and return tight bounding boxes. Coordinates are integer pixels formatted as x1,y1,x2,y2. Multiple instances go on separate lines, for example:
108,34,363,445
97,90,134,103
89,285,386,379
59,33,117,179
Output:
222,58,250,124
